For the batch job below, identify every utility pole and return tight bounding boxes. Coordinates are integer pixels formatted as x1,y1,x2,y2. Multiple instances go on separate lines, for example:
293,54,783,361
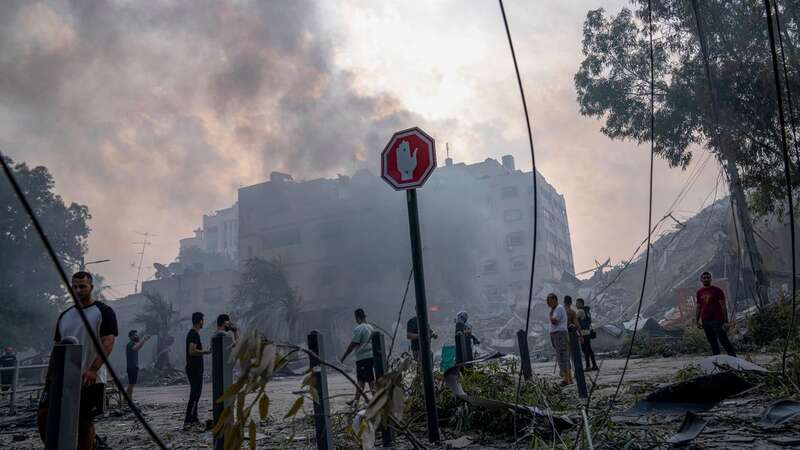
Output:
79,258,111,271
132,231,156,294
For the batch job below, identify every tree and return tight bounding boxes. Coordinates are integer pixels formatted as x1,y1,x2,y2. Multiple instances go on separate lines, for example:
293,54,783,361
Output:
574,0,799,301
134,292,186,369
0,156,91,350
231,258,303,343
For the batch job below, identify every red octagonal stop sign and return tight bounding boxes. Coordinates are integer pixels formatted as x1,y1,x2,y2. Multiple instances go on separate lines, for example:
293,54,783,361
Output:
381,127,437,190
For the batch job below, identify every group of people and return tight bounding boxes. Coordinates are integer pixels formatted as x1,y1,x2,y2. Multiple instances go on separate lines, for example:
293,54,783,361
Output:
24,268,739,449
546,271,737,387
546,294,598,386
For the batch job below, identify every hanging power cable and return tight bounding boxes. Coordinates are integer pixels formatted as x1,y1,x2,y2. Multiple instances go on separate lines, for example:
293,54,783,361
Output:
604,0,656,416
496,1,559,445
771,0,800,169
763,0,798,376
0,153,168,449
386,268,413,360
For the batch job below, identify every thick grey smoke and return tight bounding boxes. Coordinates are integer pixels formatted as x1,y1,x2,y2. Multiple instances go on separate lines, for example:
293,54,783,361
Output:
0,0,422,288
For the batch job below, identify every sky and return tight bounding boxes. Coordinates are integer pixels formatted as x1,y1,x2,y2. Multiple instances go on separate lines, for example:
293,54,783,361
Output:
1,0,722,296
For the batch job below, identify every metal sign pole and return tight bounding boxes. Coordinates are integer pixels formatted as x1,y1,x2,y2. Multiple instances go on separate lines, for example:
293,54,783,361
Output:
212,334,233,450
307,331,333,450
406,188,440,443
371,332,393,447
516,329,533,381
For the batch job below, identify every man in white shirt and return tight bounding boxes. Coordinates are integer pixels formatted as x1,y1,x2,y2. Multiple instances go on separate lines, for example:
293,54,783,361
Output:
547,293,573,386
37,271,118,450
340,308,375,406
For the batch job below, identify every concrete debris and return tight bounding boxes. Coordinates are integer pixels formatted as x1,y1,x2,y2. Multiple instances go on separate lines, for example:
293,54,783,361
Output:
760,400,800,427
694,355,767,375
666,411,707,446
444,435,474,448
627,371,752,415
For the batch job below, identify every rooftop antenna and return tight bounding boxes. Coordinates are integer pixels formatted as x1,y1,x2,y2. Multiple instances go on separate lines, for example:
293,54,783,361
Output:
445,142,453,167
132,231,157,294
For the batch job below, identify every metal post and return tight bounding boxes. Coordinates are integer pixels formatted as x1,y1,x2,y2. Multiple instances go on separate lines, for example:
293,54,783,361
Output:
371,332,393,447
516,329,533,381
8,360,19,415
568,329,588,399
212,334,233,450
45,343,82,450
464,334,474,363
307,331,332,450
406,188,440,443
455,332,466,366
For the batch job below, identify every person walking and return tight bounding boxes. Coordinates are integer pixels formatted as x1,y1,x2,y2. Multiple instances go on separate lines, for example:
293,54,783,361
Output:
0,347,16,392
125,330,150,399
37,271,118,450
340,308,375,407
184,312,210,430
406,311,437,361
547,293,572,386
576,299,598,371
696,272,736,357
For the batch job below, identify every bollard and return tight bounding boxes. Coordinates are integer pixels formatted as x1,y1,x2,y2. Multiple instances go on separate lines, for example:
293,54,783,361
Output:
455,332,466,366
516,330,533,381
307,331,333,450
568,328,588,399
212,333,233,450
371,332,393,447
45,342,82,450
8,359,19,415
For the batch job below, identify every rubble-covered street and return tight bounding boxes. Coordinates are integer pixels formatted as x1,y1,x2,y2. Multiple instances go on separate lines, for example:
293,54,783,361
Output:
3,353,798,449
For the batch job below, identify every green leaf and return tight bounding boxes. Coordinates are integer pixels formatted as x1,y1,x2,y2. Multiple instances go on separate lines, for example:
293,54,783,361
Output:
211,407,230,435
259,395,269,421
284,396,304,418
216,379,243,404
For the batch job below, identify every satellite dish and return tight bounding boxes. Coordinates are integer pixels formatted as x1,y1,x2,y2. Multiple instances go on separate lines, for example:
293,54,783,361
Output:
153,263,172,279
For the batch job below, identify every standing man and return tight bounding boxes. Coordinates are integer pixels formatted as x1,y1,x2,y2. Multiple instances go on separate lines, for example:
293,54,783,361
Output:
406,311,437,361
184,312,210,430
0,347,16,392
340,308,375,406
547,293,573,386
37,271,118,450
125,330,150,399
214,314,240,344
576,299,598,371
696,272,736,357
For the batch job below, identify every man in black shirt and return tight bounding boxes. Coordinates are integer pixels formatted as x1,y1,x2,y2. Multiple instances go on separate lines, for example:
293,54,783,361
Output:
0,347,16,392
184,312,210,430
125,330,150,399
406,314,437,361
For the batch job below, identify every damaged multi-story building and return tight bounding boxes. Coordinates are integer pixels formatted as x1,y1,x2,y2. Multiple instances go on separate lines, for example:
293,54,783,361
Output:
234,154,574,342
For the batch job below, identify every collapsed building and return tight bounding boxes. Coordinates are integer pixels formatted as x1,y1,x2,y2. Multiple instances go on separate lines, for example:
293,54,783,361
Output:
129,155,575,356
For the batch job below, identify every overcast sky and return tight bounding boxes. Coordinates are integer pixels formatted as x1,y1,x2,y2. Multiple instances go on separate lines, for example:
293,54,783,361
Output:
1,0,722,296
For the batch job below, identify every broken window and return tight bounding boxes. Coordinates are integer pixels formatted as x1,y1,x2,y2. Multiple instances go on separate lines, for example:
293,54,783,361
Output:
504,209,522,222
482,259,498,274
510,256,526,271
506,231,524,248
263,228,301,248
501,186,519,199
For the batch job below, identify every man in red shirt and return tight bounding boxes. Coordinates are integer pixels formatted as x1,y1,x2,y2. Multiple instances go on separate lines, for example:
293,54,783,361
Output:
696,271,736,357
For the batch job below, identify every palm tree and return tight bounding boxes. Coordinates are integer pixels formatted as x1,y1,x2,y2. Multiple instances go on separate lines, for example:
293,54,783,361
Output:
231,258,303,343
134,292,186,369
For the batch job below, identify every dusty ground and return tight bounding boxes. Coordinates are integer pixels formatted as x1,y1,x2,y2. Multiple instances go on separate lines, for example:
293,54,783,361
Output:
1,354,798,449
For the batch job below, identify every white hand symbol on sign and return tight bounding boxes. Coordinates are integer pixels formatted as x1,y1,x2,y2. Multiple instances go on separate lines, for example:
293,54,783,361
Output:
396,140,418,181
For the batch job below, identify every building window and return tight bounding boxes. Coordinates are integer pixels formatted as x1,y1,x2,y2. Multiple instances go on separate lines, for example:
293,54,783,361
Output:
511,256,526,271
506,232,524,248
501,186,519,199
483,284,500,301
504,209,522,222
482,259,498,274
263,228,301,248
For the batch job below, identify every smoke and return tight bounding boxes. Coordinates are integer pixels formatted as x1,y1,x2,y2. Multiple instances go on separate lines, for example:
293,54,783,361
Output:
0,0,424,289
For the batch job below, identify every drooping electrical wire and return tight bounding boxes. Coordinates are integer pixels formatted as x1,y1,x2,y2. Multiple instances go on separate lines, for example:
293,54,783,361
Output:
772,0,800,169
763,0,798,376
386,268,413,360
605,0,656,415
0,152,168,449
